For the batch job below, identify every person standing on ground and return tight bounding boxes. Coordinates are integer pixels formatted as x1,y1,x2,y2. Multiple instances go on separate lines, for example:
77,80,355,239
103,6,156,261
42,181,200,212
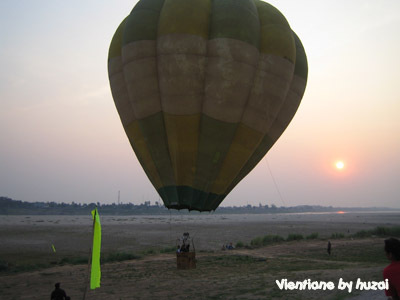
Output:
51,282,70,300
383,238,400,300
327,241,331,256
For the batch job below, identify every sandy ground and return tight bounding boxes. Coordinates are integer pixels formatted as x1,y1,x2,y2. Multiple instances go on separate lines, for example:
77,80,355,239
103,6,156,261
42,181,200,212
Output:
0,211,399,299
1,211,399,257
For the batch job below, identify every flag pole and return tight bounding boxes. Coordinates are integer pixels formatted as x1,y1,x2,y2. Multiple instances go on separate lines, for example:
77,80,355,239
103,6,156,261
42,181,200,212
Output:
82,207,96,300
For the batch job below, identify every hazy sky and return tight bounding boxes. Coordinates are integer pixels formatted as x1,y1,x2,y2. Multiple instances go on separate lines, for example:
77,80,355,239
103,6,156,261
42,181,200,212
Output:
1,0,399,208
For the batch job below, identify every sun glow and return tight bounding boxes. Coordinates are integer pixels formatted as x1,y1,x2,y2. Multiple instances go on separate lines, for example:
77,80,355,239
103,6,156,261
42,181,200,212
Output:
325,157,355,178
335,161,345,170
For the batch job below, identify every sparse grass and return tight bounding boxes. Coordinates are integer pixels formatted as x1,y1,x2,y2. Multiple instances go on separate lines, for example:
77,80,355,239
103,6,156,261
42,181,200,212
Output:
160,246,177,253
291,240,388,265
59,256,88,265
248,226,400,250
192,248,380,299
141,249,156,255
212,255,257,265
353,230,370,238
0,237,391,299
0,250,144,274
3,262,49,273
2,215,399,300
5,226,398,276
103,252,141,263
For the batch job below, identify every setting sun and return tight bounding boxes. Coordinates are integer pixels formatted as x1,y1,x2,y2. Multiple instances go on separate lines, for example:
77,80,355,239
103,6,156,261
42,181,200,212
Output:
335,161,345,170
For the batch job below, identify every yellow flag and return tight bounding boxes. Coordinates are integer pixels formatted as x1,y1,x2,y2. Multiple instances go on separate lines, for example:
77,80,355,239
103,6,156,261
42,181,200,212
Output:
51,244,56,253
90,208,101,289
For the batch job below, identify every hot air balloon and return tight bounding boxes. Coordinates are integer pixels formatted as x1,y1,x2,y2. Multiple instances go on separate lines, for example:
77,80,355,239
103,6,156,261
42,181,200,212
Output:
108,0,308,212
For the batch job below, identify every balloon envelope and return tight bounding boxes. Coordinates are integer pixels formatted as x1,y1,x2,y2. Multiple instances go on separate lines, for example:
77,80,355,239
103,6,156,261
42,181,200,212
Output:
108,0,308,211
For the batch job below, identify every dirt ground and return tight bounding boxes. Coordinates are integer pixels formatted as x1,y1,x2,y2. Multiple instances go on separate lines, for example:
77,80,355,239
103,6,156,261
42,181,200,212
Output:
0,212,399,299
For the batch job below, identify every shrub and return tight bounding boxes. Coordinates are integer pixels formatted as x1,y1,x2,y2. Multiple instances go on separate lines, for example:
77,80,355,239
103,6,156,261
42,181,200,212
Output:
353,226,400,238
353,230,369,238
375,226,388,236
235,241,245,248
0,260,9,272
250,237,263,247
250,235,284,247
286,233,304,241
262,235,284,245
374,226,400,237
330,233,345,239
306,232,319,240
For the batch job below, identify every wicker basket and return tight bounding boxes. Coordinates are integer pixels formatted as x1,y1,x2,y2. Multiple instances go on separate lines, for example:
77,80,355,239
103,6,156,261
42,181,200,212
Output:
176,252,196,269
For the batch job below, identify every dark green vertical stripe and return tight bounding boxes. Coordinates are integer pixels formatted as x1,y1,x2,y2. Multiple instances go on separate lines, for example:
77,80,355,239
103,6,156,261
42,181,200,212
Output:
209,0,260,48
194,116,237,191
138,113,178,207
121,0,179,208
225,134,275,196
158,186,226,211
108,18,127,60
293,31,308,80
123,0,165,44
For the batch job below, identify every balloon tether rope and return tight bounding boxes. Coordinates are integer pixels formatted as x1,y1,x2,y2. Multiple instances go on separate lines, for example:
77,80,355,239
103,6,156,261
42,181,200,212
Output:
265,158,286,207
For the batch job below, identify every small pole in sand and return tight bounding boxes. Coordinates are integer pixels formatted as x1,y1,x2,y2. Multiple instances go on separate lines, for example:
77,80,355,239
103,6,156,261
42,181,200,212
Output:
82,247,93,300
82,207,97,300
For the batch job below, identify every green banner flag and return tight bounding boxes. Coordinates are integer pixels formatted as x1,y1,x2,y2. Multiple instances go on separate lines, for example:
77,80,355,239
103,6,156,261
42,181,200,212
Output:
90,208,101,289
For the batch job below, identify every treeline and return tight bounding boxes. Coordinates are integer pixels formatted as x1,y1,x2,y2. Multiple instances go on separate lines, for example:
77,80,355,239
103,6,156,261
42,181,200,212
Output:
0,196,396,215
